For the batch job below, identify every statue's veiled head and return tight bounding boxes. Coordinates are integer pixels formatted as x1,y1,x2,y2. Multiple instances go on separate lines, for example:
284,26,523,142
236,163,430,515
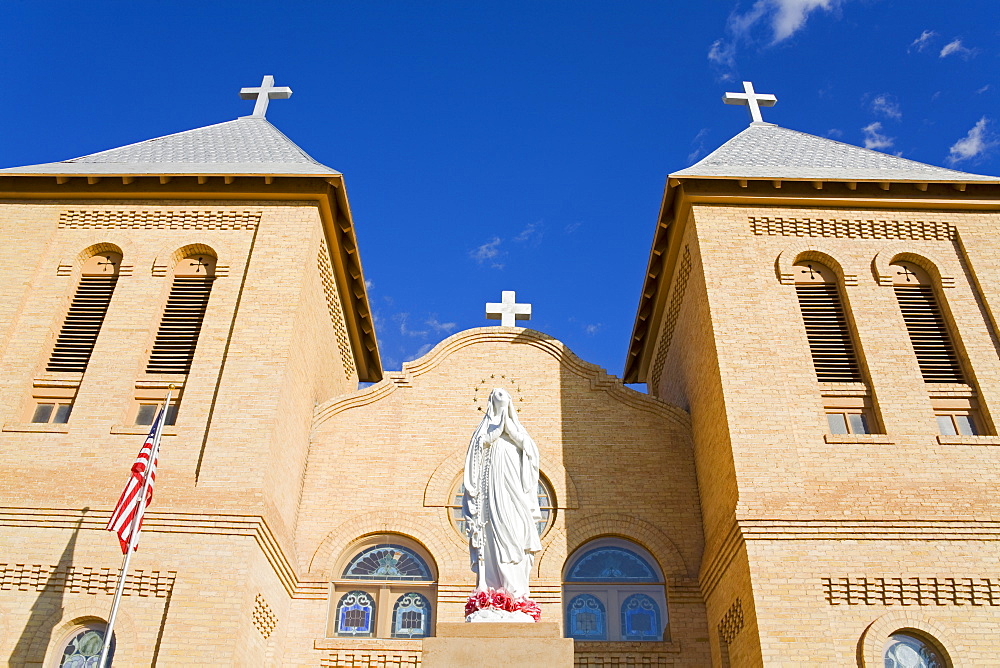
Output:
487,388,511,416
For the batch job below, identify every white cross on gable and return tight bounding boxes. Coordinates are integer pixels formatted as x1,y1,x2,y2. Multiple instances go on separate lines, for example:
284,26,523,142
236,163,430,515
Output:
240,75,293,118
486,291,532,327
723,81,777,124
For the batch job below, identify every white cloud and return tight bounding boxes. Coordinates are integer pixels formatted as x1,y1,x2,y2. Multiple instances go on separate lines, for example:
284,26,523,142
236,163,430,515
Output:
770,0,839,41
513,221,543,245
425,317,457,334
687,128,711,163
861,122,894,150
909,29,936,52
976,84,990,94
871,94,902,120
826,128,843,138
364,278,373,290
939,39,972,58
947,117,997,165
564,222,581,234
470,236,504,269
708,0,842,72
408,343,433,361
394,313,427,337
584,323,602,335
708,38,736,68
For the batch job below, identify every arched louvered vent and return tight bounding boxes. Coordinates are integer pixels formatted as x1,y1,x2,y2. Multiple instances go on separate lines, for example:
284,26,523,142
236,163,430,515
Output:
795,283,862,382
47,253,121,373
894,285,963,383
147,255,216,374
146,277,214,374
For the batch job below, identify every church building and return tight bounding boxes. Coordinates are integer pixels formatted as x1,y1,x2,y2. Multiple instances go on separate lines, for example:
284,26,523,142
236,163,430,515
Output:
0,78,998,666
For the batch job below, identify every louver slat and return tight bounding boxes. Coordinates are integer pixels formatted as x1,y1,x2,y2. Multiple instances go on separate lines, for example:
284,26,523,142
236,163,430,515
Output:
894,285,964,383
46,276,118,372
795,284,861,382
146,277,214,374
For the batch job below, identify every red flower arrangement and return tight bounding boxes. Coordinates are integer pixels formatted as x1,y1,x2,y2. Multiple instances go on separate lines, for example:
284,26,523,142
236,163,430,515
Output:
465,588,542,621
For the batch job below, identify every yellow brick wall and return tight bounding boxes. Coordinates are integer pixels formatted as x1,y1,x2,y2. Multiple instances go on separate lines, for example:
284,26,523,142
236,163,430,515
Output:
0,199,355,665
655,202,1000,665
294,328,711,666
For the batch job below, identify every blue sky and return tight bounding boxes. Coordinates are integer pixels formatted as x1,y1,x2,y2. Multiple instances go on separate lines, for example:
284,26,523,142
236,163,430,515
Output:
2,2,997,382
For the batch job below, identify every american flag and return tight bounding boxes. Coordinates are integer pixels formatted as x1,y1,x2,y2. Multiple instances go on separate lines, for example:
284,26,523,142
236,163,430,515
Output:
105,408,164,553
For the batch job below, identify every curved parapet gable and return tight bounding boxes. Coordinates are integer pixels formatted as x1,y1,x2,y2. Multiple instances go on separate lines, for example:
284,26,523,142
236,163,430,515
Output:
313,327,690,428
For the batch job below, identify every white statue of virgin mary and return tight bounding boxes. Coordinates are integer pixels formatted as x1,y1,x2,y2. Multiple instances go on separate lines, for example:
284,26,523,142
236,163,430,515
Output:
462,388,543,600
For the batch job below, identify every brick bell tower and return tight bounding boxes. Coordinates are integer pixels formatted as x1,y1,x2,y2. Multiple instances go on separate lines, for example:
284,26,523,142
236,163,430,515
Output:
625,82,1000,666
0,77,380,664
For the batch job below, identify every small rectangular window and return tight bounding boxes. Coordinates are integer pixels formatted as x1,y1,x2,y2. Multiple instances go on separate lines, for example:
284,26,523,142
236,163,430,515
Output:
936,413,979,436
826,411,871,435
848,413,869,434
31,403,55,424
135,404,157,425
133,400,179,426
53,404,73,424
823,393,878,435
31,401,73,424
826,413,849,434
936,415,957,436
931,396,987,437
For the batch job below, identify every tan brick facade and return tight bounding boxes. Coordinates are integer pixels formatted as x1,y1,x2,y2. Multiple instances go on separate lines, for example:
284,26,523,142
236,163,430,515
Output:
2,141,997,668
639,188,1000,666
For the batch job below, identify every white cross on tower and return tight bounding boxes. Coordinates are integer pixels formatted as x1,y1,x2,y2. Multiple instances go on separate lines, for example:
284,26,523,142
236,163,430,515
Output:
722,81,777,124
240,75,293,118
486,291,532,327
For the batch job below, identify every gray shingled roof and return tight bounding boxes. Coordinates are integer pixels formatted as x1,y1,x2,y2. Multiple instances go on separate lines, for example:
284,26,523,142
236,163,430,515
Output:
0,116,340,176
672,123,998,182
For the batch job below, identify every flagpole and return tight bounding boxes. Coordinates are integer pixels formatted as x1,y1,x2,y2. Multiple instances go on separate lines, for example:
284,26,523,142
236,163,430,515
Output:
99,390,171,668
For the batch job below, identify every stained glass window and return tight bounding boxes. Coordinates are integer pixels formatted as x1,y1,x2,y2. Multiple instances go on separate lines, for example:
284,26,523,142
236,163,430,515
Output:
620,593,662,641
391,592,431,638
566,594,607,640
449,478,555,538
883,633,946,668
336,590,376,637
60,626,114,668
343,544,432,581
563,538,667,642
565,546,657,582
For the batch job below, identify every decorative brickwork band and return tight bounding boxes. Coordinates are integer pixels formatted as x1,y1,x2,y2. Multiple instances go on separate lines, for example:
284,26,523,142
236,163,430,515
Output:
717,598,745,644
823,577,1000,606
651,246,692,390
0,563,175,597
318,236,357,380
576,654,675,667
59,209,261,230
252,593,278,639
320,652,421,667
750,216,955,241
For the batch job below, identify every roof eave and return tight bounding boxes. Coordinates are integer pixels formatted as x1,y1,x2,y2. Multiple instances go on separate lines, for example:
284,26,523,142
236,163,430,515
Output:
623,174,1000,385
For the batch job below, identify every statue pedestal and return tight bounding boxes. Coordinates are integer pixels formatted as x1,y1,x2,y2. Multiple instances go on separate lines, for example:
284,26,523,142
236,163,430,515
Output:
422,622,574,667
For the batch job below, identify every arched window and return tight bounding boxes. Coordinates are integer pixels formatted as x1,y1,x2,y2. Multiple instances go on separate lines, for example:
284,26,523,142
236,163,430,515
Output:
563,537,667,642
566,594,607,640
335,590,376,637
793,260,861,383
883,632,947,668
391,592,431,639
793,259,879,435
146,253,216,375
330,536,436,639
56,622,115,667
890,261,986,435
891,261,964,383
447,475,556,539
47,251,122,374
31,251,123,425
